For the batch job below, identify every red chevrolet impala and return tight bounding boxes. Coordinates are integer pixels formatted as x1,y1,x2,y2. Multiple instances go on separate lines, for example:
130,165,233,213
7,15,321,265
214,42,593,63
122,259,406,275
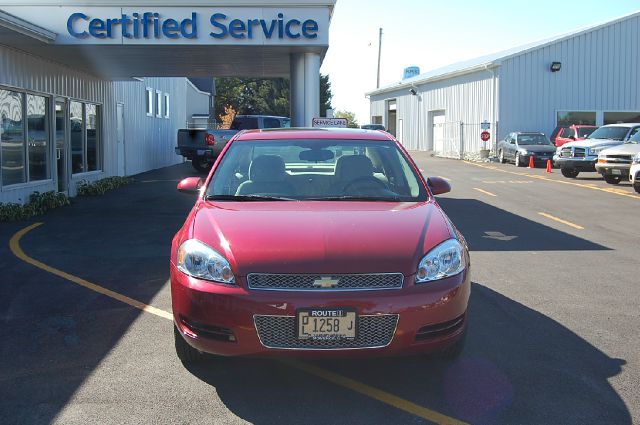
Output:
171,128,470,362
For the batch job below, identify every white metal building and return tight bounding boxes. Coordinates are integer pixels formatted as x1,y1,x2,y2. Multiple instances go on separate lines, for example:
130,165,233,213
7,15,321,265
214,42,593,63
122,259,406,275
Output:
0,0,335,203
367,11,640,159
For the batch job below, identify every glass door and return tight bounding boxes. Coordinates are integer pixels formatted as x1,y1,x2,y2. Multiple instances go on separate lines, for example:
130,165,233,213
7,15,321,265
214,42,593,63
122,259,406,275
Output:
55,98,68,193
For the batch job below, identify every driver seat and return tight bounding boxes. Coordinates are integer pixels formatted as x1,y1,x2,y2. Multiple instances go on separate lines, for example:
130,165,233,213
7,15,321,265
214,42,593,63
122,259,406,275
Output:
330,155,376,194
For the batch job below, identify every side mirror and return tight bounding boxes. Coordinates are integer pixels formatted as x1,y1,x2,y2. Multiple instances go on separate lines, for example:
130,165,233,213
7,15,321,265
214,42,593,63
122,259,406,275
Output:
427,177,451,196
177,177,204,194
569,135,576,140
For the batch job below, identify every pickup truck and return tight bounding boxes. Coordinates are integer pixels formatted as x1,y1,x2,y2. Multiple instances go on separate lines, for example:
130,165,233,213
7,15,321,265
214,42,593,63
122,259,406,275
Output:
554,123,640,178
175,115,291,172
595,131,640,185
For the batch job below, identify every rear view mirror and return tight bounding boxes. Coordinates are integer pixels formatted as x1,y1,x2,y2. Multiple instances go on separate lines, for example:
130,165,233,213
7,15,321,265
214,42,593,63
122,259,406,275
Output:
427,177,451,196
299,149,335,162
177,177,203,194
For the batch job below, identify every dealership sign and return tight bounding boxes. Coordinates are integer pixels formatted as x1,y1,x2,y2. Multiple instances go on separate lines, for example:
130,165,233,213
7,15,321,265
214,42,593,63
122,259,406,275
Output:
67,12,319,40
312,118,348,128
0,6,329,45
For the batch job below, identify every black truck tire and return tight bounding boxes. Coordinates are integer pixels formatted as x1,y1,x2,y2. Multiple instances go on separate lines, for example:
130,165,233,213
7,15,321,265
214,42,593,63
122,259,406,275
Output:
561,168,579,178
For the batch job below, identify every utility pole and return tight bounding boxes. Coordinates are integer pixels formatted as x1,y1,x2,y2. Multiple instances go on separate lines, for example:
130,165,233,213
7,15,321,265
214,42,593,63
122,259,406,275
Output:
376,28,383,89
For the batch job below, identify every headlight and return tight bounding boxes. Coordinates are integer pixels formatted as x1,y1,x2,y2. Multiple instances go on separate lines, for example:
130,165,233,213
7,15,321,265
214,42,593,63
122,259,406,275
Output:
590,146,608,156
416,239,466,283
633,153,640,165
177,239,235,284
518,148,529,155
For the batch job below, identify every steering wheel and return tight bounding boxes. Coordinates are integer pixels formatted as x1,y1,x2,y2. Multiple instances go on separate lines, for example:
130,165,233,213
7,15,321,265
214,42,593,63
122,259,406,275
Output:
341,176,388,194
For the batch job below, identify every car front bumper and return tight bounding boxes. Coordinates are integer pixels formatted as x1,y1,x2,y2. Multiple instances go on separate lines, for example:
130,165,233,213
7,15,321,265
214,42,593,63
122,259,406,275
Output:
170,264,471,358
595,163,631,177
553,156,597,171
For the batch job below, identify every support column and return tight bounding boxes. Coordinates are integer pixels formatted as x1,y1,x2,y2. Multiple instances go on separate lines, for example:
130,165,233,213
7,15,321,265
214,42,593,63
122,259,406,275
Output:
290,53,306,127
303,52,321,127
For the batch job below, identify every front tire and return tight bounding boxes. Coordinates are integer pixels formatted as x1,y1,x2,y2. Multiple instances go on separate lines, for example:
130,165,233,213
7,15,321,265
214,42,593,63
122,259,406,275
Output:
174,326,202,365
603,175,622,185
499,150,506,164
561,168,580,178
635,184,640,194
192,158,212,173
515,153,523,167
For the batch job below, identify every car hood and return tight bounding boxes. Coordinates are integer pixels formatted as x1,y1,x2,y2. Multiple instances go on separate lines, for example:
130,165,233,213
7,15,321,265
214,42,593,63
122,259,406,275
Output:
562,139,625,148
520,145,556,153
191,201,453,276
600,143,640,155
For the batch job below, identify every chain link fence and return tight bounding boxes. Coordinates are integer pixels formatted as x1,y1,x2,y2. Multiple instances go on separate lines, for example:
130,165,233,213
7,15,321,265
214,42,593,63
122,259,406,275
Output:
433,121,498,160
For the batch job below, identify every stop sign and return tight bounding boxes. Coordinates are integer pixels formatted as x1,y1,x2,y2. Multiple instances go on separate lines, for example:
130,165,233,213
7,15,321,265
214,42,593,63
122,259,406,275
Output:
481,131,491,142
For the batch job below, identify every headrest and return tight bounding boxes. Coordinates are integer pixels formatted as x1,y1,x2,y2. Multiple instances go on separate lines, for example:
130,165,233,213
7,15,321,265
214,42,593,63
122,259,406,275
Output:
334,155,374,181
249,155,287,182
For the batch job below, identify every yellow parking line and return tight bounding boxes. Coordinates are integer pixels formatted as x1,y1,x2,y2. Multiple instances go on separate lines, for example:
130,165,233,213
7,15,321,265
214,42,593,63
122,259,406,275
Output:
9,223,173,321
538,213,584,230
473,187,497,197
9,223,467,424
465,161,640,200
283,360,468,425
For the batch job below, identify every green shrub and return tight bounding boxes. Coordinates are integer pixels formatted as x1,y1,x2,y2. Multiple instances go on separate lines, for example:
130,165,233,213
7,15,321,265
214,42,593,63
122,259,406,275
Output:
77,176,133,196
0,191,70,222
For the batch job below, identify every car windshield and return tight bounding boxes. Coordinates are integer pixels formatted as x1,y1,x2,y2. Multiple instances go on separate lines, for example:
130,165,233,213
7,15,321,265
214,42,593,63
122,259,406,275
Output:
517,134,551,145
587,126,629,141
577,127,596,138
207,139,428,202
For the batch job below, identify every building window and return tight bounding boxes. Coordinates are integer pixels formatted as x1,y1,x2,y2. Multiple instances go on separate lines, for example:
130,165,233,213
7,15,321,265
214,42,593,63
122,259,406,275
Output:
557,111,596,126
156,90,162,118
27,94,49,181
70,101,101,175
604,112,640,125
371,116,383,124
146,88,153,116
0,89,25,186
164,94,170,119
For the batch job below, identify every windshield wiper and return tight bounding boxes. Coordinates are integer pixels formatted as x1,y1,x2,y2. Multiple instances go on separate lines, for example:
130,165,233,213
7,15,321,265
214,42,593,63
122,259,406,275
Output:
306,195,404,202
205,194,297,202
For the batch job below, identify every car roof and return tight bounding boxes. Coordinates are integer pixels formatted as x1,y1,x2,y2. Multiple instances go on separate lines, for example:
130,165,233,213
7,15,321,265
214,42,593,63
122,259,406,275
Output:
234,115,290,119
235,128,396,141
515,132,545,135
601,123,640,128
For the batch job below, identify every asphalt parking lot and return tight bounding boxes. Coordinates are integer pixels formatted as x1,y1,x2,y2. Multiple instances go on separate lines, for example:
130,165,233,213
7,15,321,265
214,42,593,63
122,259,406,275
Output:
1,153,638,425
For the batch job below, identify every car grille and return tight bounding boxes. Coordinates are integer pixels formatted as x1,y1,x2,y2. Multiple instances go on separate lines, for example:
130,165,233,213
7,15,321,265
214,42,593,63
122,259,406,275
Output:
602,155,633,164
560,147,586,158
247,273,404,291
254,314,399,349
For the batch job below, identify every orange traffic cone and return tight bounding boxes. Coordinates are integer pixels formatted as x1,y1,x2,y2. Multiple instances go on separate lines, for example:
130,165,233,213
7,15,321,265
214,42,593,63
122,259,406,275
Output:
528,155,535,168
546,160,553,173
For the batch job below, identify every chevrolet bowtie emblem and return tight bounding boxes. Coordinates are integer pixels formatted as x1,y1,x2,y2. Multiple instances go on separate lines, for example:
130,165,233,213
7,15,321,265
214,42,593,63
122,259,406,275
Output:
312,276,340,288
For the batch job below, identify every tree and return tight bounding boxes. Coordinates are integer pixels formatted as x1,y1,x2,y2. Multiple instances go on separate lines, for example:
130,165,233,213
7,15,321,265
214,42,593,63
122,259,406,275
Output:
214,74,333,123
334,110,359,128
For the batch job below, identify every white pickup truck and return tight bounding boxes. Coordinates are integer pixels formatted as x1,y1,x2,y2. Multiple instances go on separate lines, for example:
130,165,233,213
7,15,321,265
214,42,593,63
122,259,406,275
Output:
595,131,640,185
175,115,290,172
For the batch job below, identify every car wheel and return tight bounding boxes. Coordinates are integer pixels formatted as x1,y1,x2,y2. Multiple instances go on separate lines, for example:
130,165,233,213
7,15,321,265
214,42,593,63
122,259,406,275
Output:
498,150,506,164
438,327,467,360
635,184,640,194
561,168,579,178
192,158,212,173
174,326,202,365
515,153,523,167
603,175,622,185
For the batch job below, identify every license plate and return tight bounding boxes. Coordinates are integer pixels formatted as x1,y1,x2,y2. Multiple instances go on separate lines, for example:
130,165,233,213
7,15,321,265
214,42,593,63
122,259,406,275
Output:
612,169,622,175
297,308,357,340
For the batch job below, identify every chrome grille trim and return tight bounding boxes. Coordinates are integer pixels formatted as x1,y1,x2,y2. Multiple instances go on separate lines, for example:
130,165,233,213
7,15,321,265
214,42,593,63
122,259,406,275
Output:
253,314,399,350
247,273,404,291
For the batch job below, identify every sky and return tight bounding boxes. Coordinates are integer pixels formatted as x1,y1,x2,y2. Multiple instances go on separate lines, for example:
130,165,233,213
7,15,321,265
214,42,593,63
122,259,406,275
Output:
320,0,640,125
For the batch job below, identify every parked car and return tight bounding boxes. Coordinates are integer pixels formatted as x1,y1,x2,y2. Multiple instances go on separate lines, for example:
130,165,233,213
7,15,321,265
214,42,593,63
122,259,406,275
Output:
629,154,640,193
175,115,291,172
550,124,598,147
554,123,640,178
171,128,470,362
497,132,556,167
361,124,386,131
595,131,640,184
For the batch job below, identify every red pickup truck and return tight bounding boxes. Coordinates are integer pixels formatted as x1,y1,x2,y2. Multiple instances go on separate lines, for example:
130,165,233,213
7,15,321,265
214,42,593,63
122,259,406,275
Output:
550,125,598,147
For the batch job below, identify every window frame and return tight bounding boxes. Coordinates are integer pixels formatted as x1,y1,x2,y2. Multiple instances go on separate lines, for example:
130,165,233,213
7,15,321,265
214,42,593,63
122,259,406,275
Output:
163,93,170,119
156,90,163,118
70,100,103,176
146,87,153,117
0,85,54,189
